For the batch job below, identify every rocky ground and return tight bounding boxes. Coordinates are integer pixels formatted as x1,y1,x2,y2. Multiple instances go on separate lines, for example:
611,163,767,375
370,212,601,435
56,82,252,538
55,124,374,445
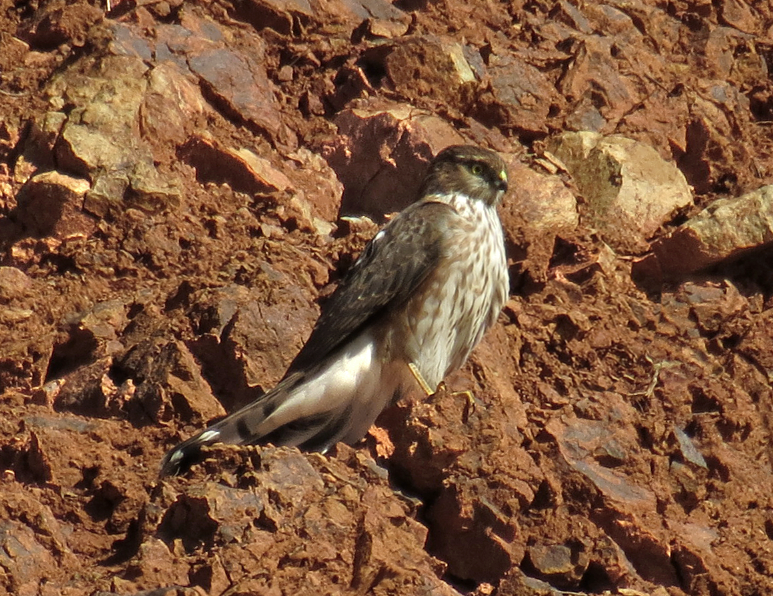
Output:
1,0,773,594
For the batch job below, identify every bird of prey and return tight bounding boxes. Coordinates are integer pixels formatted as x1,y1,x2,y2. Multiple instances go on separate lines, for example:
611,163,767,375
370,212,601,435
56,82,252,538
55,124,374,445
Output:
160,145,509,476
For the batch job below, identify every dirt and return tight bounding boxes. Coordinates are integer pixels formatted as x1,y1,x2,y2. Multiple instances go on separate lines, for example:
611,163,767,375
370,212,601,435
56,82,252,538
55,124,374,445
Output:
1,0,773,595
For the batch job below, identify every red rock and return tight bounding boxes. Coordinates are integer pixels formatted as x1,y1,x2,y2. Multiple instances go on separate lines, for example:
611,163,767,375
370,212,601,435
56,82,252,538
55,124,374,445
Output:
180,134,293,195
19,3,102,49
286,147,343,224
426,478,522,583
718,0,760,34
475,51,561,137
0,267,33,301
15,171,94,238
187,48,297,151
2,0,773,593
327,101,465,217
15,111,66,178
236,0,410,35
186,283,317,412
361,36,480,112
526,542,589,589
736,309,773,373
677,86,753,194
234,0,315,35
0,519,60,590
561,36,638,117
140,62,208,146
503,160,579,230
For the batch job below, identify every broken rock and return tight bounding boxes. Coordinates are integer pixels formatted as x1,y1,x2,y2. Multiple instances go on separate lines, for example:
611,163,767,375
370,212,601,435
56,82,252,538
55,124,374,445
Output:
15,170,93,237
525,542,589,590
475,50,562,137
327,101,465,218
634,184,773,281
187,47,297,151
179,134,293,196
548,131,693,252
360,36,480,112
52,55,183,216
501,159,579,274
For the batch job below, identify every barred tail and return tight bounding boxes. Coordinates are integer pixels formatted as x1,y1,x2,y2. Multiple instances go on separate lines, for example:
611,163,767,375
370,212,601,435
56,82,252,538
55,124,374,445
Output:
159,374,301,477
159,331,391,476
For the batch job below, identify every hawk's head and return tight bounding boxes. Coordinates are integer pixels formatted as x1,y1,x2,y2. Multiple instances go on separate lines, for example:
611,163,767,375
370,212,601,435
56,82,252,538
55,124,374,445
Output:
420,145,509,206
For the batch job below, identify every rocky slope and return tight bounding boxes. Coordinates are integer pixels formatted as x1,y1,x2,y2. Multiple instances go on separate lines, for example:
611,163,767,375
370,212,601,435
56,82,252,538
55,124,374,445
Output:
1,0,772,594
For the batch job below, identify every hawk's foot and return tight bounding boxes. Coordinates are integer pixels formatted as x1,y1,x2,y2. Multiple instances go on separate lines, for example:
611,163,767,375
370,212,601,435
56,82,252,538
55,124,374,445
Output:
409,363,479,422
436,384,478,420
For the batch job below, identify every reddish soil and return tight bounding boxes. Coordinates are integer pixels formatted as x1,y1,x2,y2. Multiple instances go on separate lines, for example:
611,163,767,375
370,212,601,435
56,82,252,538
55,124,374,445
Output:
1,0,772,595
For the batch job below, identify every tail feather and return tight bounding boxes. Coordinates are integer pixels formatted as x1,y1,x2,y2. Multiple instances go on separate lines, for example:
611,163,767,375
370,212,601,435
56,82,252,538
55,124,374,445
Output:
159,330,394,477
158,367,365,476
160,375,302,477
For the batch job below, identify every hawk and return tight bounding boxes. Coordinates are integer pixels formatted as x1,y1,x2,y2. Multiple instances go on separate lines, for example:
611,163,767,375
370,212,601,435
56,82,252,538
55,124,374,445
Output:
160,145,509,476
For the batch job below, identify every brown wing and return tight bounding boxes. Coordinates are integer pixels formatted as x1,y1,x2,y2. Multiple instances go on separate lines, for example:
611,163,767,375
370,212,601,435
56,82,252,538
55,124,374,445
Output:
286,200,455,375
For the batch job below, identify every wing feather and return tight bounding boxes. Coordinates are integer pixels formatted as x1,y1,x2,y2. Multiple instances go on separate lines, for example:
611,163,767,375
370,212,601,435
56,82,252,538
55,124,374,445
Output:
286,200,455,374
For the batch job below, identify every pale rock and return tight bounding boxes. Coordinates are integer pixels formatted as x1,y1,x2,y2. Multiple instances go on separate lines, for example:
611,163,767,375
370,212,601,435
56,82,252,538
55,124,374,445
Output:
504,160,579,232
548,131,693,252
634,185,773,281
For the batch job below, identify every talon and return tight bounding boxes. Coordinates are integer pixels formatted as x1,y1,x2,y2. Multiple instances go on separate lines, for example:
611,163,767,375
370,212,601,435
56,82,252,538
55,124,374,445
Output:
443,388,477,419
455,389,476,418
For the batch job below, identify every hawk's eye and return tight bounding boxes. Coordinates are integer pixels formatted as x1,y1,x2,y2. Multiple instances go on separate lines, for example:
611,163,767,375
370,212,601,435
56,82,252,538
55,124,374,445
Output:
470,163,484,176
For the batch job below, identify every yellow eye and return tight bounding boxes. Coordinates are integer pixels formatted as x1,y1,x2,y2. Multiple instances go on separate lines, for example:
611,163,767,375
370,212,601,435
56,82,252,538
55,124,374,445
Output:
470,163,483,176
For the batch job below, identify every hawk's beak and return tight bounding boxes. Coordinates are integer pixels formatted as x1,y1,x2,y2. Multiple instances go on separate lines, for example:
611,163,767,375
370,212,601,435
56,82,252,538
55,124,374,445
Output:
496,171,508,193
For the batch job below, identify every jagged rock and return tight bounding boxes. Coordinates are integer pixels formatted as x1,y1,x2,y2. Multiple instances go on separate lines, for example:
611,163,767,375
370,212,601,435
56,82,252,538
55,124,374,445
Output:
474,51,563,137
360,36,480,112
718,0,760,34
115,338,226,426
3,0,773,594
0,267,33,302
158,482,269,548
335,0,410,26
525,542,589,589
426,477,523,583
235,0,410,35
156,445,459,595
140,61,209,147
15,170,93,237
128,538,191,589
187,47,297,151
559,33,668,133
0,518,60,591
736,309,773,377
179,134,293,195
52,55,183,216
548,131,693,252
19,2,102,49
286,146,343,224
677,83,755,194
326,101,465,217
357,16,410,39
634,185,773,282
501,159,579,275
15,111,67,179
546,414,680,586
186,283,317,412
234,0,316,35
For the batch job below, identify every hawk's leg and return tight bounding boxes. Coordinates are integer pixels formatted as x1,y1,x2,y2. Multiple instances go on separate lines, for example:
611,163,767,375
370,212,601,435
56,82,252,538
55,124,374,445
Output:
408,362,435,396
408,363,477,419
